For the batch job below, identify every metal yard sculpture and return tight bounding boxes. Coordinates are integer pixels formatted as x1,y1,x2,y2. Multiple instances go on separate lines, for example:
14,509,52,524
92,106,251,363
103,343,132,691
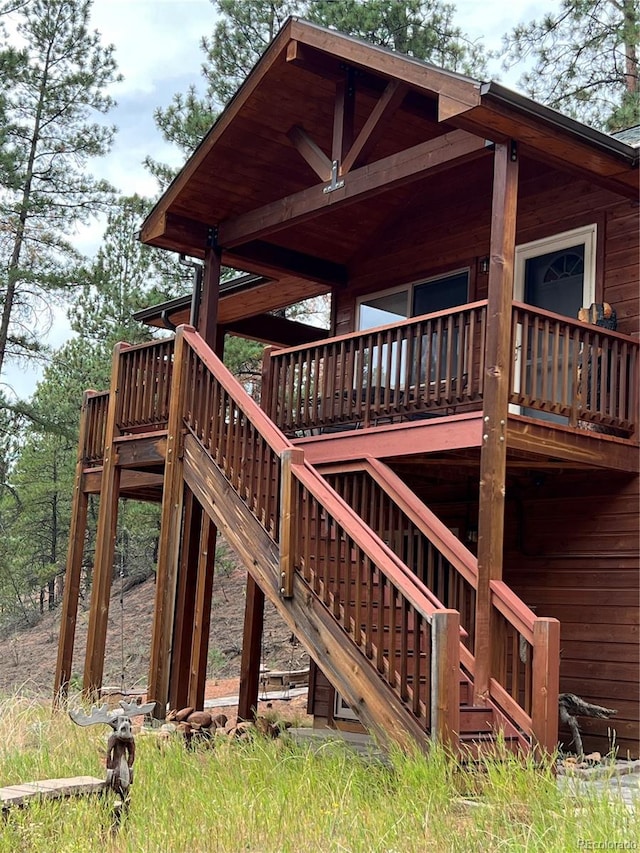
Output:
69,700,156,800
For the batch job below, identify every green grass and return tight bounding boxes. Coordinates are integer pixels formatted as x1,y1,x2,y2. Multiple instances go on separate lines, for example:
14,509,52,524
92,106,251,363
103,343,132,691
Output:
0,694,637,852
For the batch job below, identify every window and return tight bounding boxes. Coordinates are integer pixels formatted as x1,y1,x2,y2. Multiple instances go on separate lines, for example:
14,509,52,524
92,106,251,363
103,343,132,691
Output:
357,269,470,331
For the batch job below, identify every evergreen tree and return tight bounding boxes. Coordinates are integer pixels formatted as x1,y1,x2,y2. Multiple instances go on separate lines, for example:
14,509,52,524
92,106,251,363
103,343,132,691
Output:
0,0,120,381
150,0,486,169
70,194,191,350
503,0,639,130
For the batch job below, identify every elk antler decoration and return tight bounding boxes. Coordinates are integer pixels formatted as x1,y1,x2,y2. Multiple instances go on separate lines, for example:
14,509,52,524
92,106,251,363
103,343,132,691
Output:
70,701,156,799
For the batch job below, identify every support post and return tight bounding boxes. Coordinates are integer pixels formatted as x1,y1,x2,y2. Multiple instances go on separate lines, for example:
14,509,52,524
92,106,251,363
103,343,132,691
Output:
474,142,518,705
54,391,94,702
198,241,222,349
531,617,561,754
83,346,129,699
148,326,189,717
279,448,304,598
188,514,217,710
237,574,265,722
431,609,460,751
167,489,201,711
332,69,355,165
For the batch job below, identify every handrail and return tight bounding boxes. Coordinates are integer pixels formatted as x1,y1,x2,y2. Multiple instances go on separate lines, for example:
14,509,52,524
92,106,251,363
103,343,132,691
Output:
271,299,490,357
319,456,553,742
511,302,638,435
512,301,639,345
265,301,487,433
116,337,175,433
490,580,535,643
182,326,441,620
183,327,290,456
179,325,458,739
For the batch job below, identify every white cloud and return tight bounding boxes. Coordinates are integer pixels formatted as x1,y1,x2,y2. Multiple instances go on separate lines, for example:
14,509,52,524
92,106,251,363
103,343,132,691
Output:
5,0,545,399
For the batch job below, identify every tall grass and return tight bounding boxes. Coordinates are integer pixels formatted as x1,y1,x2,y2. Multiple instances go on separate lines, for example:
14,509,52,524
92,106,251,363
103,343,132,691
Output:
0,695,637,852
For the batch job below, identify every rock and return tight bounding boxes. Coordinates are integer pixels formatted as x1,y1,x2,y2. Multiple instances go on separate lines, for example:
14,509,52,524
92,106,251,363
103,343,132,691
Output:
212,714,228,729
175,706,194,722
187,711,212,728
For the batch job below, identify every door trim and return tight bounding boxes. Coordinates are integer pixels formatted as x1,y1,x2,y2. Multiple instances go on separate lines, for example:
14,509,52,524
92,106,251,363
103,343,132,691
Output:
514,223,597,308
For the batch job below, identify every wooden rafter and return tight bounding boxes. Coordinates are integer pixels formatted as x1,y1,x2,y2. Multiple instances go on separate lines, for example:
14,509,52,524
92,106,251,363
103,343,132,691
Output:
341,79,408,174
332,70,355,163
218,130,488,248
287,125,332,182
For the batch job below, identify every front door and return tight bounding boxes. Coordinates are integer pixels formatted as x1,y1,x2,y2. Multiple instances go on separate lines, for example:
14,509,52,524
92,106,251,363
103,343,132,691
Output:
513,225,596,420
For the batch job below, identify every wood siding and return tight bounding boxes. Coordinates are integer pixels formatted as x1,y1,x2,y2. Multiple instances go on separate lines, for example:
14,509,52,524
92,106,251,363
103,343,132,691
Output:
504,470,639,758
335,166,638,338
393,468,639,757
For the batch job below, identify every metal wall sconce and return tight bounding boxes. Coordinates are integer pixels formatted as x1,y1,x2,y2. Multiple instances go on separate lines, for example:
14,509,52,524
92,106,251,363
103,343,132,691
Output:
479,257,490,275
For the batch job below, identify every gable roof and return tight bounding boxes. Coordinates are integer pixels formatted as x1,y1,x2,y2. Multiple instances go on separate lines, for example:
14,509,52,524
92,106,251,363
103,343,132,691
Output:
140,17,638,273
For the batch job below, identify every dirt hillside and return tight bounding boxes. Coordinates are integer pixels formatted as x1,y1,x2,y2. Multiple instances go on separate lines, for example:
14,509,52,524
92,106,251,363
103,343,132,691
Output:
0,542,309,700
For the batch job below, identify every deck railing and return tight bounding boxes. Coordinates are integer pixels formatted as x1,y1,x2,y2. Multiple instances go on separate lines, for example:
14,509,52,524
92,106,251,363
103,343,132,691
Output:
263,302,487,434
510,303,638,436
115,338,175,434
83,391,109,466
263,301,638,439
179,326,460,745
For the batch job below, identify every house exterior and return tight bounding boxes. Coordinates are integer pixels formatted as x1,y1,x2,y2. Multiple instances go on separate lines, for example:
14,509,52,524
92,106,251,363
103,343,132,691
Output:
55,20,639,758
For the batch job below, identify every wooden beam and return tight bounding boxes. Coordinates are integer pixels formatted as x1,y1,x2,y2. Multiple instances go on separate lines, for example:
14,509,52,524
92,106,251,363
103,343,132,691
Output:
296,412,484,465
237,573,265,722
225,313,329,347
188,514,217,710
279,448,305,598
83,469,164,495
218,130,488,248
289,20,481,109
431,609,461,751
54,391,93,702
168,489,201,711
147,327,190,717
341,80,408,174
224,240,348,287
474,142,519,705
115,434,167,468
507,416,640,473
287,125,332,182
332,70,355,164
83,346,127,699
531,617,560,755
142,212,210,256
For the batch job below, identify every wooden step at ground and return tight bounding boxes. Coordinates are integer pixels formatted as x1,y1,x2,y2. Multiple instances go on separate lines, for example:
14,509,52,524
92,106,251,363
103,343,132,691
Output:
1,776,107,811
459,706,495,734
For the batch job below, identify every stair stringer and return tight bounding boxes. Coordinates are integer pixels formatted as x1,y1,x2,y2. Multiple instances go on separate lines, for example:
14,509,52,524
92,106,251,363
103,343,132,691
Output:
183,433,433,754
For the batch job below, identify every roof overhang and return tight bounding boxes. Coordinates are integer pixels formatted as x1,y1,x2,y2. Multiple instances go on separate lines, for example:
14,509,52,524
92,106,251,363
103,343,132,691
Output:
139,18,638,286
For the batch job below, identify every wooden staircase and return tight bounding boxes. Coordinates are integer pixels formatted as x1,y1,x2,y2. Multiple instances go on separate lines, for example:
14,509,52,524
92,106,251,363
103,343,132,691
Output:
57,326,560,757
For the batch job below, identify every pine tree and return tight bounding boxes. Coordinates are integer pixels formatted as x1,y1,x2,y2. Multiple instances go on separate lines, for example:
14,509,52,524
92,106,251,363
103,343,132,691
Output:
503,0,639,130
0,0,120,381
70,194,191,350
150,0,487,169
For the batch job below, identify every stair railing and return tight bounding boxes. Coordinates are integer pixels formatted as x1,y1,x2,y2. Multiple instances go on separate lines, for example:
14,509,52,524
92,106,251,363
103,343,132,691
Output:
321,458,559,751
179,326,460,746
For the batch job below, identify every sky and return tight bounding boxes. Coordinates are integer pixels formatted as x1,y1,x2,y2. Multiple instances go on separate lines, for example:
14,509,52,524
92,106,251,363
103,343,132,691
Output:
5,0,545,400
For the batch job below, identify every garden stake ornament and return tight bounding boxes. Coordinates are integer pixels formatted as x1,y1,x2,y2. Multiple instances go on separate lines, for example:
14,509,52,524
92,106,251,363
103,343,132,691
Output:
69,700,156,799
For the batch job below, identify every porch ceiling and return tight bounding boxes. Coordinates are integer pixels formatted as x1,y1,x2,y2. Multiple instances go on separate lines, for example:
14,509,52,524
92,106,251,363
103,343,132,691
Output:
140,18,638,287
